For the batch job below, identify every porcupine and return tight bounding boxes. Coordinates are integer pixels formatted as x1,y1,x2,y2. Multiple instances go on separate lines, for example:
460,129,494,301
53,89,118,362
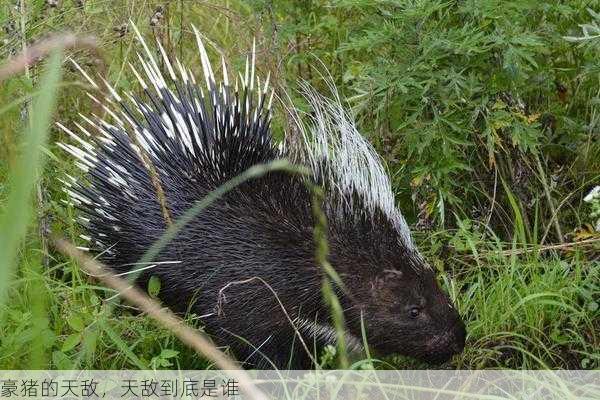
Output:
57,24,466,369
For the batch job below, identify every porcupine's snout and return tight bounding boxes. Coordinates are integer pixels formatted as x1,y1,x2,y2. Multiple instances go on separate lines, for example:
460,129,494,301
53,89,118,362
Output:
420,281,466,363
423,315,466,363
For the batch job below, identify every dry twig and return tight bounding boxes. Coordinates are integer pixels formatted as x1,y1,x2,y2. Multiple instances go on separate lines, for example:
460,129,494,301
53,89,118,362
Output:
0,33,105,82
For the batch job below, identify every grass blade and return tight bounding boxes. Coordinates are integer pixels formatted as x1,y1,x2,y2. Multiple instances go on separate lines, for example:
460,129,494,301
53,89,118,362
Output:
0,50,63,311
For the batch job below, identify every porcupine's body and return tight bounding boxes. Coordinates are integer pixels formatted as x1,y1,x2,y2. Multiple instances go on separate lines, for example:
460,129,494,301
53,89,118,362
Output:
59,25,466,369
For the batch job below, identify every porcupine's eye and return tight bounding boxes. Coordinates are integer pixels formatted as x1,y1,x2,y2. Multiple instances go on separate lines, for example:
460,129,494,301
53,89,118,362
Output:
408,307,420,319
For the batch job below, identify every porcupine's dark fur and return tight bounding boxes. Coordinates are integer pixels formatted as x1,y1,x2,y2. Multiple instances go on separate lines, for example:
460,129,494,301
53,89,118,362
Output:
58,24,466,369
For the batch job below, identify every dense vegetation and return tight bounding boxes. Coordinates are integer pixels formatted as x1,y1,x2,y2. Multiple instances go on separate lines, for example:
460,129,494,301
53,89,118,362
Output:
0,0,598,370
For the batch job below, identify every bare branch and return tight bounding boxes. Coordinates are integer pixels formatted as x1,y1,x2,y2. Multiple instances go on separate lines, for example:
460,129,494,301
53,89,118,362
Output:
0,34,105,82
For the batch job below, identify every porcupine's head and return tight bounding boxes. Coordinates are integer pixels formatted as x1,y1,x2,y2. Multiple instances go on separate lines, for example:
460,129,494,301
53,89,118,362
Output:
292,81,466,364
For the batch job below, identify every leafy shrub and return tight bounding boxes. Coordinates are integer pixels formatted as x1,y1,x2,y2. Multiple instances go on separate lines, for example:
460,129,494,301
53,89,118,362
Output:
254,0,599,242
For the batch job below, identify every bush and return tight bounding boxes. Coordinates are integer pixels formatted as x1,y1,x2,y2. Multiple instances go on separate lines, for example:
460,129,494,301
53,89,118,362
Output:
254,0,599,241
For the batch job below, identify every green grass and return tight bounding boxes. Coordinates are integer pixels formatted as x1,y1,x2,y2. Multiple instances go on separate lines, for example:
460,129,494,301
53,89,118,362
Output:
0,0,598,370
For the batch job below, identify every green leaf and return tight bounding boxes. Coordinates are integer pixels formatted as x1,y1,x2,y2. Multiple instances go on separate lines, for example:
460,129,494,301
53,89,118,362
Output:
160,349,179,359
67,314,85,332
52,351,74,369
101,323,148,369
148,275,161,298
82,329,99,363
61,333,82,352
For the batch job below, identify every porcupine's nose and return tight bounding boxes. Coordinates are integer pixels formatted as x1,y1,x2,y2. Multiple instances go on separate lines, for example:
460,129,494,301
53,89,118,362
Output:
450,319,466,354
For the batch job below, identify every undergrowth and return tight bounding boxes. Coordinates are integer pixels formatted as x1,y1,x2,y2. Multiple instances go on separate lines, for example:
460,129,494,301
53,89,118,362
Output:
0,0,598,370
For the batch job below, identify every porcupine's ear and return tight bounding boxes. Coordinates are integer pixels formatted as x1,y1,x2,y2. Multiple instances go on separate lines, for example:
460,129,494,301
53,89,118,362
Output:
285,71,415,250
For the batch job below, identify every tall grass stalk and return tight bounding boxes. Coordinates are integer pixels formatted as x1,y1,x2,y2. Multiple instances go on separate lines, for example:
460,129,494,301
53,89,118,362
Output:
311,186,350,369
0,49,63,313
